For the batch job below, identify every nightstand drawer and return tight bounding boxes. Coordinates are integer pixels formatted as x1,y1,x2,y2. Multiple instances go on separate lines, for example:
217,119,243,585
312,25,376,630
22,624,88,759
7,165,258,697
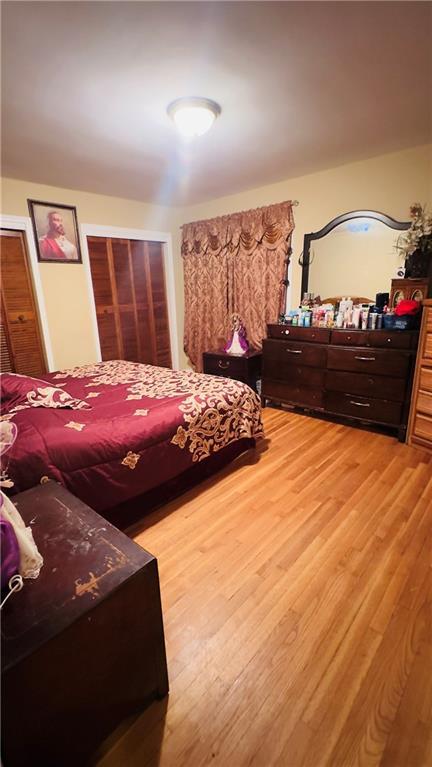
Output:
203,351,262,392
204,354,246,377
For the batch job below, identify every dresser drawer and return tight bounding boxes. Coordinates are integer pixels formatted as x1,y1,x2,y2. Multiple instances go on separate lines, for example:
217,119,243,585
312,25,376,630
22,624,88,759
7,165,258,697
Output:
417,389,432,417
327,347,410,377
325,391,402,425
331,330,368,346
267,325,330,344
325,370,406,402
367,330,413,349
262,360,325,387
419,366,432,393
412,412,432,442
263,339,326,368
262,379,323,408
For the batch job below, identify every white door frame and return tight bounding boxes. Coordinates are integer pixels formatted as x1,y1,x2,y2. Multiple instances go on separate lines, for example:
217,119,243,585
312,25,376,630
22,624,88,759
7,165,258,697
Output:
80,223,180,370
0,214,55,371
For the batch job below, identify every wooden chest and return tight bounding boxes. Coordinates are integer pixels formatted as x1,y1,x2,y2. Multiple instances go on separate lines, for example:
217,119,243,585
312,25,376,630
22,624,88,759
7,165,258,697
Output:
262,324,419,441
1,483,168,767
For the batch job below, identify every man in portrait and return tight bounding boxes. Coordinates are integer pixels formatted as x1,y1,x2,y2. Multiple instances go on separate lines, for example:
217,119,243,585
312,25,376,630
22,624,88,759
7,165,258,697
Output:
39,210,78,261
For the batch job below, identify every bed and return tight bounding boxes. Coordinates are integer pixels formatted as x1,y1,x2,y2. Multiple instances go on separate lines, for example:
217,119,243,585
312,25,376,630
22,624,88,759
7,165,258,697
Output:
0,361,263,520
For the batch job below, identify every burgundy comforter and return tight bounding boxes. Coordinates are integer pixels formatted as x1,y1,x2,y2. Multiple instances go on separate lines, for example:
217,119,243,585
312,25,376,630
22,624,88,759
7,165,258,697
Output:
1,361,263,513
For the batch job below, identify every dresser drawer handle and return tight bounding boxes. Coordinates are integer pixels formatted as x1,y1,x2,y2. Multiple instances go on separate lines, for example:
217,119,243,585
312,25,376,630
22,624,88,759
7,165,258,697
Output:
349,400,371,408
286,349,302,354
354,355,376,361
218,360,230,369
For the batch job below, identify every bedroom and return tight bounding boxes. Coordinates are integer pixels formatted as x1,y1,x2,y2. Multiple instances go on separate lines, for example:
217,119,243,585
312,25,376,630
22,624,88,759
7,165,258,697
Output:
1,1,431,766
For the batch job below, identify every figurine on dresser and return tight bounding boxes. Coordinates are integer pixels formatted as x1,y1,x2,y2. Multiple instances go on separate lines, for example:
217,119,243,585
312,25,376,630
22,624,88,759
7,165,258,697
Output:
224,313,249,355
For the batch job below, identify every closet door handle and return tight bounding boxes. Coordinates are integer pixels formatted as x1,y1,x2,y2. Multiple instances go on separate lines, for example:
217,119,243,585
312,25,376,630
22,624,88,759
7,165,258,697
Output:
218,360,230,369
18,315,26,323
286,349,302,354
354,355,375,361
349,400,371,408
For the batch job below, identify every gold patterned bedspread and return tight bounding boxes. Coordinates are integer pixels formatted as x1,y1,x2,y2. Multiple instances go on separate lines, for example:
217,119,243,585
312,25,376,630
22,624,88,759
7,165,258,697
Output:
3,361,264,512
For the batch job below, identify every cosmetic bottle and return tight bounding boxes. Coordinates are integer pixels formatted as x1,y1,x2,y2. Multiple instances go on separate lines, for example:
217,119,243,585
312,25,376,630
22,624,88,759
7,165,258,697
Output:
361,308,369,330
352,307,361,329
370,313,378,330
376,314,383,329
336,311,344,328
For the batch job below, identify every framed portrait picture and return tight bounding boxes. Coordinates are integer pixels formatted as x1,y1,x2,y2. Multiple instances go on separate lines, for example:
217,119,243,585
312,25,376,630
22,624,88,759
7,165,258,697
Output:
28,199,82,263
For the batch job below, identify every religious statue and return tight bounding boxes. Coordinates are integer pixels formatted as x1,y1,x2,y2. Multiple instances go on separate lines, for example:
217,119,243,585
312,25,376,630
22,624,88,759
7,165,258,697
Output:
224,313,249,355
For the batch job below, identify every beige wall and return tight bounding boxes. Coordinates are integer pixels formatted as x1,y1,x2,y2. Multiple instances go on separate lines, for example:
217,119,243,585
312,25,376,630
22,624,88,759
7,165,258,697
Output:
2,144,430,371
1,178,179,369
177,144,431,367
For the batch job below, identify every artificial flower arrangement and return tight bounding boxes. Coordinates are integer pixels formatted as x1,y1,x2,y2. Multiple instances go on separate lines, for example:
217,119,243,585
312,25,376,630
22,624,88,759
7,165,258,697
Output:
396,203,432,278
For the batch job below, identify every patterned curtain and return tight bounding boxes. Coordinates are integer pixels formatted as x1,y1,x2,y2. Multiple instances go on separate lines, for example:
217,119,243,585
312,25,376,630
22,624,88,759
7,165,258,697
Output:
182,201,295,370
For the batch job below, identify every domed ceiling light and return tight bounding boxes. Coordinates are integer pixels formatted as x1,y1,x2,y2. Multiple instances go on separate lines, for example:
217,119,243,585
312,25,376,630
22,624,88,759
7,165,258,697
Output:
167,97,221,138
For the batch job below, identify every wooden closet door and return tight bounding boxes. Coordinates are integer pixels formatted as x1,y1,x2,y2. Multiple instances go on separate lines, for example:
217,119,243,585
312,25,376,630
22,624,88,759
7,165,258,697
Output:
111,238,139,362
147,242,172,368
0,229,46,376
88,236,171,367
87,236,120,360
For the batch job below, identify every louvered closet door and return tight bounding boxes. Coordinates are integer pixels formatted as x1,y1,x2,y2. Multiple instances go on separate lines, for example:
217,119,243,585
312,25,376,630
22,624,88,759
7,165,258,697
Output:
0,229,46,376
87,236,171,367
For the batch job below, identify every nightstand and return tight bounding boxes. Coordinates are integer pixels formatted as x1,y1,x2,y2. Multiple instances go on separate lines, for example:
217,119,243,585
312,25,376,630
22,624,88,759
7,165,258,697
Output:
203,349,262,392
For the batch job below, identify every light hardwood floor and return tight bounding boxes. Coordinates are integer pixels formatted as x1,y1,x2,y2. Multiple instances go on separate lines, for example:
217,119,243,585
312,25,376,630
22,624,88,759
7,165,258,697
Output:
95,408,432,767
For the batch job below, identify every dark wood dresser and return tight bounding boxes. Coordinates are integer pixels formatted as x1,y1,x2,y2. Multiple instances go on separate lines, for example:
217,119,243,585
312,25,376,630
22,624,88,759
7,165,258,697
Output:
262,324,419,440
203,349,262,392
1,482,168,767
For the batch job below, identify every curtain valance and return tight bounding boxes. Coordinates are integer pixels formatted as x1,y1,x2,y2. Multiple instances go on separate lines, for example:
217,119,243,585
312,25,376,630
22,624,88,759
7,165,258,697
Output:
181,201,295,258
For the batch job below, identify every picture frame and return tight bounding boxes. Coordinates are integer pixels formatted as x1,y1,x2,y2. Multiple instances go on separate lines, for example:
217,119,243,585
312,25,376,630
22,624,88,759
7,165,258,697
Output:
28,199,82,264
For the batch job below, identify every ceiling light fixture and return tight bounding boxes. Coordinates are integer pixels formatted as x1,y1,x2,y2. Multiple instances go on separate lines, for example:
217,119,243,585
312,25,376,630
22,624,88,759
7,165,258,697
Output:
167,97,221,138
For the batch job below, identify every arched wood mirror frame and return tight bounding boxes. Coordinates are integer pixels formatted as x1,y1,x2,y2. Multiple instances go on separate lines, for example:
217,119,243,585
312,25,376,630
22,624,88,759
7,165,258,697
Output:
300,209,410,301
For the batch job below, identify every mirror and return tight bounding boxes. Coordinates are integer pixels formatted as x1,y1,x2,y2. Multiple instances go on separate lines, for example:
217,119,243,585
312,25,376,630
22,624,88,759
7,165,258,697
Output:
300,210,409,302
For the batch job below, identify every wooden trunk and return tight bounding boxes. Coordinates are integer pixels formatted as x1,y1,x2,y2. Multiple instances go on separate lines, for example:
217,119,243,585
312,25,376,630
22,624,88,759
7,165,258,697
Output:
1,483,169,767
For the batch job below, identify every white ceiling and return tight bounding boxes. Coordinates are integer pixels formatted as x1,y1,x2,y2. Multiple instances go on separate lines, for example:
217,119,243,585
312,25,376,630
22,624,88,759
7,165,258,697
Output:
2,1,431,206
